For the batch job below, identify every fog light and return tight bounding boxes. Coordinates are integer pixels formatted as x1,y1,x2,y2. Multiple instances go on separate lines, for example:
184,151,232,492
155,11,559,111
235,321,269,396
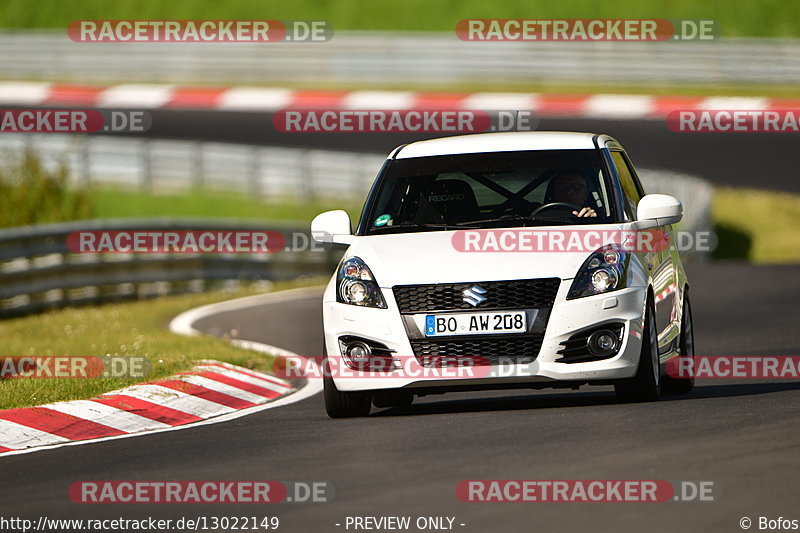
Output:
345,342,372,364
587,330,618,356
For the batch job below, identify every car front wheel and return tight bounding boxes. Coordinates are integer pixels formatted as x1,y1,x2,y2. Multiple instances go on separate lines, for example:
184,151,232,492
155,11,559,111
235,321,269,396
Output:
615,295,661,402
323,357,372,418
662,289,695,395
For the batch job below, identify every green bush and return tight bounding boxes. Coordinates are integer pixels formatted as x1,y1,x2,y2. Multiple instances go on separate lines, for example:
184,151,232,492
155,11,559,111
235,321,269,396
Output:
0,149,95,228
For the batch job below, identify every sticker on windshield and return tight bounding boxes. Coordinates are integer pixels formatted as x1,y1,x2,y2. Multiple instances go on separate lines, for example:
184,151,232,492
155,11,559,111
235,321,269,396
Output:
374,214,393,227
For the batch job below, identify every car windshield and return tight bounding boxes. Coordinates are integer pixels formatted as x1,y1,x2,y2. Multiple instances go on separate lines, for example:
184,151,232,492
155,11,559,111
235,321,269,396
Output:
363,150,618,234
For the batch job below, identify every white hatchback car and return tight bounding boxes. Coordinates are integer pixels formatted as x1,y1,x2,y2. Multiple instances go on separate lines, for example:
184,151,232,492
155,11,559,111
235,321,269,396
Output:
312,132,694,418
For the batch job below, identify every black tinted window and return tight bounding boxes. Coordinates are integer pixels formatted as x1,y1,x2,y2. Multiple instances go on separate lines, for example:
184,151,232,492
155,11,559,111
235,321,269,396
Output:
611,151,643,219
363,150,619,234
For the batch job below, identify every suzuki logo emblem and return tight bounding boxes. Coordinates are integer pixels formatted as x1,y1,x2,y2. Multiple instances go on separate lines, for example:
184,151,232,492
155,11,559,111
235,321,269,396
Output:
462,285,488,307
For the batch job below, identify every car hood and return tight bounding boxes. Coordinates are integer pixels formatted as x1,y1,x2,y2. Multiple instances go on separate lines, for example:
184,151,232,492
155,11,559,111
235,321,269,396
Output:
344,224,629,286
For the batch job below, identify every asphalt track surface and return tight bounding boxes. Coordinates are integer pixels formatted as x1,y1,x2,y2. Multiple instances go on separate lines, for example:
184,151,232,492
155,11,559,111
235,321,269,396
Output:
123,110,800,193
1,262,799,532
2,111,798,531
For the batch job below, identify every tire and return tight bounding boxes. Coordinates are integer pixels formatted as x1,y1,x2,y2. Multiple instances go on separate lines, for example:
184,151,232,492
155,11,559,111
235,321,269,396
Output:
323,357,372,418
373,391,414,409
662,290,695,395
615,295,661,402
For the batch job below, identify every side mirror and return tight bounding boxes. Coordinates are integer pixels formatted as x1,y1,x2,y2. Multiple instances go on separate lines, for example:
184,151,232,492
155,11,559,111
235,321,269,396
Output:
311,210,354,245
636,194,683,226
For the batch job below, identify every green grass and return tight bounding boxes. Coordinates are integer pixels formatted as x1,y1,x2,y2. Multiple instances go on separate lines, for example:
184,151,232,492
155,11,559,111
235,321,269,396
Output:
1,0,799,37
0,279,323,410
95,187,363,224
712,187,800,264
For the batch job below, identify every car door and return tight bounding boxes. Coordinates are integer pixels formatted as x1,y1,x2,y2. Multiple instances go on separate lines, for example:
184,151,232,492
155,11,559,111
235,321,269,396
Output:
609,150,678,354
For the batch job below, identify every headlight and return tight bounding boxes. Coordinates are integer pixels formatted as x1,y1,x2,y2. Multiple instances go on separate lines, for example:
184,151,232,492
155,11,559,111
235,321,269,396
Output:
336,257,387,308
567,245,629,299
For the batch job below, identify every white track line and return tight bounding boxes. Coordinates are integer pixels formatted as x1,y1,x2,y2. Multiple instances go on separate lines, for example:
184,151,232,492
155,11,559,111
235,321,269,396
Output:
169,286,322,337
0,286,325,458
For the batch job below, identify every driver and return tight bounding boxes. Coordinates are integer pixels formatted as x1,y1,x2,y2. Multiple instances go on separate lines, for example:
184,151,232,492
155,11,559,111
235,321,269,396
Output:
547,170,597,218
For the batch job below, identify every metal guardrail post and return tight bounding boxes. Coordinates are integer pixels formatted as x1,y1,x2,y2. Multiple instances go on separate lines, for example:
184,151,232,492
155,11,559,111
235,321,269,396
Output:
79,136,91,186
249,146,261,198
192,141,204,189
141,138,153,192
301,149,314,203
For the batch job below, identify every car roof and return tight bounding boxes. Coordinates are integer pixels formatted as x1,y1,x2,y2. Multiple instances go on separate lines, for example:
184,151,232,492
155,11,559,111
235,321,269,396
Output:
392,131,603,159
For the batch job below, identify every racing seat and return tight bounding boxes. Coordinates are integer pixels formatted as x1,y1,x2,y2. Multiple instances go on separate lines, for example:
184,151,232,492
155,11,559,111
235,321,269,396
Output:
416,179,480,225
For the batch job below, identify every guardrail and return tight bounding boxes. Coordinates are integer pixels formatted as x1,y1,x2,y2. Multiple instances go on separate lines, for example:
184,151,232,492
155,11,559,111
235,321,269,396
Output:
0,134,384,200
0,134,713,226
0,218,341,317
1,31,798,87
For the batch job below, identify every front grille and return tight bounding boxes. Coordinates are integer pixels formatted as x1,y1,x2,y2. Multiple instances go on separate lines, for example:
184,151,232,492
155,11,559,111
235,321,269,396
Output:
393,278,560,313
411,334,544,366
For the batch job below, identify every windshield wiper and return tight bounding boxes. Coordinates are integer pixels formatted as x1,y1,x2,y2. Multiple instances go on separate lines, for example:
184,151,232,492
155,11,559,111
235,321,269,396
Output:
459,214,531,225
456,214,572,226
370,221,480,232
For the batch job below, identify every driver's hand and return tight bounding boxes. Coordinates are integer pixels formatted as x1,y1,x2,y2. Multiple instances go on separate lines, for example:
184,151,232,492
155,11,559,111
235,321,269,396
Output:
572,207,597,217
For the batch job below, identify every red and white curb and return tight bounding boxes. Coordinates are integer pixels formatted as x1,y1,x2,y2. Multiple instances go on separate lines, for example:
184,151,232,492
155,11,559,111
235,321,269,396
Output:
0,287,323,457
1,81,796,119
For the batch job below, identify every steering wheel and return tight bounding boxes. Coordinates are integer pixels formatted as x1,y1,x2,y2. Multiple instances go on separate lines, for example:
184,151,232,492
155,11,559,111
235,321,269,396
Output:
531,202,583,216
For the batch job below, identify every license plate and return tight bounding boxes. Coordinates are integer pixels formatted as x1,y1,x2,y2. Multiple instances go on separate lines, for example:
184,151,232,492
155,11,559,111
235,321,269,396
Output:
425,311,527,337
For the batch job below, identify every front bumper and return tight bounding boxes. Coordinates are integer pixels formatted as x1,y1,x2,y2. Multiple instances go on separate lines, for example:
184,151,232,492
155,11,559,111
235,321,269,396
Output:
323,278,647,392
